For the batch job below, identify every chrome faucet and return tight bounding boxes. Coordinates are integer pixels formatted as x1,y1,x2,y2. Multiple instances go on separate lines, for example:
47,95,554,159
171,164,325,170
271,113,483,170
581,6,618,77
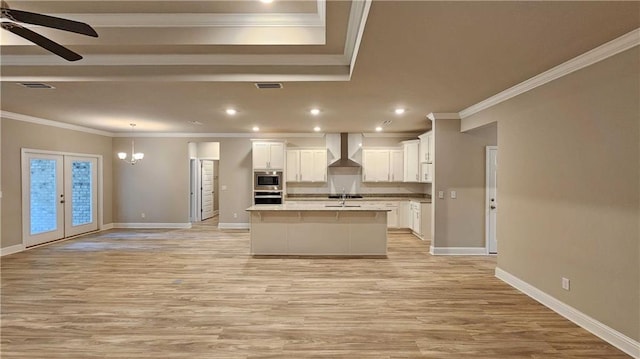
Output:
340,187,347,207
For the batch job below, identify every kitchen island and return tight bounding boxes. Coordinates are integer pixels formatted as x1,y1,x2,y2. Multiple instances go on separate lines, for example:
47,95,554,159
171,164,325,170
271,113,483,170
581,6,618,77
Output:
246,203,391,256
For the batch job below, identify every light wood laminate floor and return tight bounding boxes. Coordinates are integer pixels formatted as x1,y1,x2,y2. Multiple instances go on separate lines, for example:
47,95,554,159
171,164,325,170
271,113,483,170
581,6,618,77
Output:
1,218,630,358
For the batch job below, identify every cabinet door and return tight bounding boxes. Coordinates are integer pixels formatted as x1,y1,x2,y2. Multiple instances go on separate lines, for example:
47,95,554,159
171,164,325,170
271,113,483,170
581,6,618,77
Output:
311,150,327,182
420,202,432,240
268,143,285,170
375,150,391,181
252,143,269,169
427,132,434,163
412,203,421,235
387,207,398,228
299,150,314,181
362,150,389,182
286,150,300,182
419,134,428,163
398,201,411,228
404,141,419,182
420,162,432,183
389,150,403,182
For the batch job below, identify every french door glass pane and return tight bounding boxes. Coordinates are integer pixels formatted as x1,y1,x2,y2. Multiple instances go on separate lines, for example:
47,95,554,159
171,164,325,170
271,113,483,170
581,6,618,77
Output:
30,159,58,235
71,160,93,226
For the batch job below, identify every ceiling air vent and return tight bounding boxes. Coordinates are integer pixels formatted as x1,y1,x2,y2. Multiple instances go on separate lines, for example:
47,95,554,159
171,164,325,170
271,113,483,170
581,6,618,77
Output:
255,82,283,89
18,82,55,89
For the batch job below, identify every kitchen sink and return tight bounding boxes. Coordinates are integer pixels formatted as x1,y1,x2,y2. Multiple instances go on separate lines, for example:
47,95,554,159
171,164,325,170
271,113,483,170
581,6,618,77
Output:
324,205,361,208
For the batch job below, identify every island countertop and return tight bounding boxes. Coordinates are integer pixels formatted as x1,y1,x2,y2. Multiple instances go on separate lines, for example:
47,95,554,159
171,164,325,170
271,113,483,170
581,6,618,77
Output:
246,203,392,212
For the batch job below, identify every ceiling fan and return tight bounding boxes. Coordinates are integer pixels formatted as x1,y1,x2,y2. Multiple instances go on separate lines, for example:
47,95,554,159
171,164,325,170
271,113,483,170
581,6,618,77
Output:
1,0,98,61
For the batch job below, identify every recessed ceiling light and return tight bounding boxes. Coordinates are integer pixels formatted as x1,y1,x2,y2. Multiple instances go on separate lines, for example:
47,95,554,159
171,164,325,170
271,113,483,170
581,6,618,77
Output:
313,126,321,132
260,0,273,3
226,108,237,115
394,108,405,115
310,108,320,116
375,126,383,132
252,126,260,132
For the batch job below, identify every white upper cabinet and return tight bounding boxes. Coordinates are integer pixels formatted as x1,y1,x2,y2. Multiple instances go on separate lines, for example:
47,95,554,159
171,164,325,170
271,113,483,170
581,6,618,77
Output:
389,150,404,182
253,142,285,170
362,149,390,182
362,149,404,182
418,131,434,164
418,130,434,183
403,140,420,182
286,150,300,181
286,149,327,182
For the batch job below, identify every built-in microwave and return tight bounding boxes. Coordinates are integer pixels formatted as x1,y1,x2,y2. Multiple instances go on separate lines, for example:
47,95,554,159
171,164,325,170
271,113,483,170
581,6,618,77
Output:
254,171,283,191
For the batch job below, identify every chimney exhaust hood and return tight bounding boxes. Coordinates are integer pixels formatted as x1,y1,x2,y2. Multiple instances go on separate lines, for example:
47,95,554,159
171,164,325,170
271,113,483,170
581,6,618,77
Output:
328,133,361,168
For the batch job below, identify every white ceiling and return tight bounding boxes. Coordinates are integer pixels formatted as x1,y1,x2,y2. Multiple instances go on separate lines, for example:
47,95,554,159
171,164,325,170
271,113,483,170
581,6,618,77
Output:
1,0,639,134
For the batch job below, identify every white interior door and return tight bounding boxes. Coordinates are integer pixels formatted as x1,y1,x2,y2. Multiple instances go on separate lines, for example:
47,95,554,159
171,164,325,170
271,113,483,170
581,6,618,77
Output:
201,160,215,220
64,156,98,237
486,146,498,254
22,151,100,247
22,153,65,247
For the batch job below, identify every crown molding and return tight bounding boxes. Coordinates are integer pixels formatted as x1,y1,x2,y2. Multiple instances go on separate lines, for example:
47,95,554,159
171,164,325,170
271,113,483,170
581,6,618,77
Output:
116,132,326,138
1,111,115,137
344,0,372,77
459,28,640,119
2,54,349,67
426,113,461,121
49,12,324,28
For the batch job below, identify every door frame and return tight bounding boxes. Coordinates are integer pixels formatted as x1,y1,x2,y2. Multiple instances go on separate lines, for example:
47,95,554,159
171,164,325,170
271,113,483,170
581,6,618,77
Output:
21,148,104,247
485,146,498,254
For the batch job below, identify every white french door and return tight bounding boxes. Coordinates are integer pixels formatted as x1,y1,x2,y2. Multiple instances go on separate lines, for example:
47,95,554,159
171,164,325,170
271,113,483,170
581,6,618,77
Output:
22,151,99,247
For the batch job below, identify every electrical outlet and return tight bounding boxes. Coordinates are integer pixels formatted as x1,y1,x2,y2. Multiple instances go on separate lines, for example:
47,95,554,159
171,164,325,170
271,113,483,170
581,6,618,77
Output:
141,212,146,218
233,212,238,218
438,191,444,199
562,277,570,291
221,185,227,191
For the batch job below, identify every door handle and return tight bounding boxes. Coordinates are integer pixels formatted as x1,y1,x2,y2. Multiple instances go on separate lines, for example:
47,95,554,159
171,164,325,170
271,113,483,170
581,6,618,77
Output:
490,205,496,210
60,200,65,204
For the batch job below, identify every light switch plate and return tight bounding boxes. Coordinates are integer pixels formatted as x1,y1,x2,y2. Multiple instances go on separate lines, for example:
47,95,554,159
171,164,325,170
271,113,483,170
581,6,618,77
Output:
451,190,457,199
438,191,444,199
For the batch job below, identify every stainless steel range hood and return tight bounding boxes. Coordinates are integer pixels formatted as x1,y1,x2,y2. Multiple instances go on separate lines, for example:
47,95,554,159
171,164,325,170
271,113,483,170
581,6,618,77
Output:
328,133,361,168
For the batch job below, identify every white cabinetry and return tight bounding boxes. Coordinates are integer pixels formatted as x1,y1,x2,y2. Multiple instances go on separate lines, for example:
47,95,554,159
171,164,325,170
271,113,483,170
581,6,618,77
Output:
362,149,403,182
403,140,420,182
409,200,432,240
418,131,434,183
286,149,327,182
389,150,404,182
253,142,284,170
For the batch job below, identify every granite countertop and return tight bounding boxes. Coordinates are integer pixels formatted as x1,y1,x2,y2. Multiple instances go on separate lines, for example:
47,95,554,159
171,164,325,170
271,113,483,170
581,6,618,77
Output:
246,203,393,212
284,195,432,203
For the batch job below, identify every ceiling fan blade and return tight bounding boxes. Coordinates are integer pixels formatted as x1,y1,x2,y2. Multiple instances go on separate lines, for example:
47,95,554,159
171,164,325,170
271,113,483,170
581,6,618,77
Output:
1,22,82,61
2,8,98,37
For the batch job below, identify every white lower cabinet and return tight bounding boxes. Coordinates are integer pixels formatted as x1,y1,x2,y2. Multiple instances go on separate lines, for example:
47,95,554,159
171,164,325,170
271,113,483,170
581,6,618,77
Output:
409,200,432,240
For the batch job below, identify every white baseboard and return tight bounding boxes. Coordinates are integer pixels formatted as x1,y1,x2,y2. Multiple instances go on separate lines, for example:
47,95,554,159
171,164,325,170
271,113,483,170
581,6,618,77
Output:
113,223,192,229
100,223,114,231
218,223,250,230
496,267,640,358
1,244,25,257
429,245,487,255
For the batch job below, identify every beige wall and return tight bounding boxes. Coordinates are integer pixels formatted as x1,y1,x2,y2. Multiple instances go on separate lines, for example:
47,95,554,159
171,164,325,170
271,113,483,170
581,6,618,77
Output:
432,120,497,249
1,118,114,248
113,137,190,224
464,48,639,341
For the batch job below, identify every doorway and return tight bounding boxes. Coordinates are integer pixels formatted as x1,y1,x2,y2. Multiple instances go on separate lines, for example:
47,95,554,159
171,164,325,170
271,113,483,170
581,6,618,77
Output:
485,146,498,254
21,150,100,247
188,142,220,223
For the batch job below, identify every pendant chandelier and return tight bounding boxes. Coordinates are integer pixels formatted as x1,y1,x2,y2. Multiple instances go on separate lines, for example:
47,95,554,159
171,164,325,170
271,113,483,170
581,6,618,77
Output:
117,123,144,165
